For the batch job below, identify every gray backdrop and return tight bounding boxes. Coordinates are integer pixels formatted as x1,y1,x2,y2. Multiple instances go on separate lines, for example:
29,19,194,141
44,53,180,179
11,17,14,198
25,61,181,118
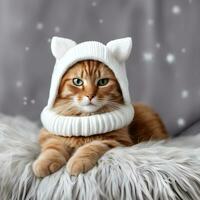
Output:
0,0,200,136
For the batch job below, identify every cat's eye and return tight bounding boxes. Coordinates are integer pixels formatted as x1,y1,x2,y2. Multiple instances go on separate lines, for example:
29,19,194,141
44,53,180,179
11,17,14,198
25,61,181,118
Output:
72,78,83,86
97,78,109,86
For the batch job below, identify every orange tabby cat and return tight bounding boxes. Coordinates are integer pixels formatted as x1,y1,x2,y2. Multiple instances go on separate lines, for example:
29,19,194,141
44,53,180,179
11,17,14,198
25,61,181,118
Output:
33,60,168,177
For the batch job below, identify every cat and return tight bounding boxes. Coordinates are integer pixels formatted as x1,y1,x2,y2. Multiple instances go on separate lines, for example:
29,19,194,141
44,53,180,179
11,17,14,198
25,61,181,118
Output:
32,60,168,177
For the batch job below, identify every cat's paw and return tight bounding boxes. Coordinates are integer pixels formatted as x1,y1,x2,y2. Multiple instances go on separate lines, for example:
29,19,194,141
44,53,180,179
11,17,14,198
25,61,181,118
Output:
32,158,65,178
66,156,94,176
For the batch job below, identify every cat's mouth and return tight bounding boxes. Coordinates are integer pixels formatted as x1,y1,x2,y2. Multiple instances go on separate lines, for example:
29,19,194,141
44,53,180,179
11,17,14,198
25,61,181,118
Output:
87,102,94,105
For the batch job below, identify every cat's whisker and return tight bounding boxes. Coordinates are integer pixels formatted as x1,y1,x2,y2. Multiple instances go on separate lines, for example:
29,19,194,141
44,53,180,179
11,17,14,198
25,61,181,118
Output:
53,101,76,115
107,102,123,111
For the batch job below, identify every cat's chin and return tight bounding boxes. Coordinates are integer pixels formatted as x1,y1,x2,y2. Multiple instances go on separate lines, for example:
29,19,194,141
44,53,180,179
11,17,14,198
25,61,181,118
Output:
79,105,100,113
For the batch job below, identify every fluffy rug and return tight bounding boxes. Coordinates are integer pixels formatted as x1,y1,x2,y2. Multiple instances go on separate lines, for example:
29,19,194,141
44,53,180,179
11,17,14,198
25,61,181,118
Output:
0,114,200,200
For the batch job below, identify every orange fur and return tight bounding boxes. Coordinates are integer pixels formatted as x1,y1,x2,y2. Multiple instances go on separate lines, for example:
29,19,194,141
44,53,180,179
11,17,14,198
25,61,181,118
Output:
32,60,168,177
129,103,168,143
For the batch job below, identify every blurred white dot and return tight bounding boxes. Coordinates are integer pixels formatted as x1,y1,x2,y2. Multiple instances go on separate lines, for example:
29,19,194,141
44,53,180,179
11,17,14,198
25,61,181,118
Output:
156,43,161,49
31,99,36,104
54,26,60,33
16,81,23,88
147,19,154,26
166,53,175,64
48,38,51,43
177,118,186,127
23,96,28,101
172,5,181,15
25,46,30,51
143,52,154,61
181,90,189,98
99,19,103,24
23,101,27,105
36,22,44,30
91,1,97,7
189,0,192,4
181,48,186,53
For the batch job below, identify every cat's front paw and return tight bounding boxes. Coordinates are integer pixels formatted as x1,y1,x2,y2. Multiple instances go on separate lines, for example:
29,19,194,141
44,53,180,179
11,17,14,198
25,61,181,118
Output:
32,158,65,178
66,156,95,176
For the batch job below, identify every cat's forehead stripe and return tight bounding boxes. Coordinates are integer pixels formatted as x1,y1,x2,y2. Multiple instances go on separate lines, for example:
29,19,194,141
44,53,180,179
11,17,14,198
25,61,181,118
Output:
62,60,117,81
81,60,98,77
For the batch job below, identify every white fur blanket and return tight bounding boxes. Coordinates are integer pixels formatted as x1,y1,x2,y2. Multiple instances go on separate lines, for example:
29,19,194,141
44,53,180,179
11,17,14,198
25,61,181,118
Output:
0,114,200,200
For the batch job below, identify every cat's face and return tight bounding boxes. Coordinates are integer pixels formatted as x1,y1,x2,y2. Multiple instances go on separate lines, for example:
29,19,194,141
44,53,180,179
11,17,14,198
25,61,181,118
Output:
54,60,124,116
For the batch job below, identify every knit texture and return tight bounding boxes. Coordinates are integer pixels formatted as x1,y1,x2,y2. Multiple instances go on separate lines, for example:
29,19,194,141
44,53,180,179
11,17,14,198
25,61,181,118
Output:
41,105,134,137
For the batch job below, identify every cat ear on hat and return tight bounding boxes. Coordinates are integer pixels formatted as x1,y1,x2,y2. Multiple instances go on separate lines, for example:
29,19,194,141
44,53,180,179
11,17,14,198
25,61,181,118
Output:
51,36,77,60
106,37,132,62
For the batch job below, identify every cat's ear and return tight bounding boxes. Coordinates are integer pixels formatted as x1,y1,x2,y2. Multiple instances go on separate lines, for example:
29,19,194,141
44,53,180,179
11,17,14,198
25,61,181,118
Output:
51,36,77,60
106,37,132,62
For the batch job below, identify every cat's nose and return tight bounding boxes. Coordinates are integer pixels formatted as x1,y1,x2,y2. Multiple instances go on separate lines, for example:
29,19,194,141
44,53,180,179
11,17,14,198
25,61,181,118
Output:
87,95,95,101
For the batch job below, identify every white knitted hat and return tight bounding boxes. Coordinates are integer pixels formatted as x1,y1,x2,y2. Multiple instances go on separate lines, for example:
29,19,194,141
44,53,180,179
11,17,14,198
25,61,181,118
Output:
41,37,134,137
